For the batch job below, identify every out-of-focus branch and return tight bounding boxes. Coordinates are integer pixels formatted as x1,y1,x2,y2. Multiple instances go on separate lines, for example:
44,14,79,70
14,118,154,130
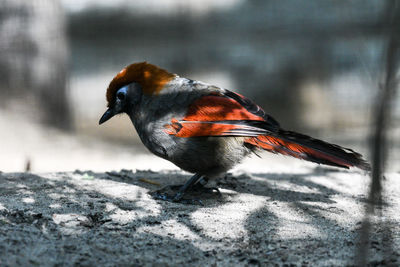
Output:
356,0,400,265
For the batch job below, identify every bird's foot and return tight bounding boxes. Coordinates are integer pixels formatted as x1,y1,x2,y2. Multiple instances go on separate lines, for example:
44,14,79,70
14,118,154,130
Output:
150,182,220,205
150,191,203,205
191,183,221,196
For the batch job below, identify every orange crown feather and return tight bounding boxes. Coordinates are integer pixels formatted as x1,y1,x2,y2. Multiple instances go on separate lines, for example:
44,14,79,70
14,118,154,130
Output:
106,62,175,107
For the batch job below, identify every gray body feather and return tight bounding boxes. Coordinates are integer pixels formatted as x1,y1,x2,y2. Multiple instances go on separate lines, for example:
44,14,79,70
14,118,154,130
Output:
127,77,251,178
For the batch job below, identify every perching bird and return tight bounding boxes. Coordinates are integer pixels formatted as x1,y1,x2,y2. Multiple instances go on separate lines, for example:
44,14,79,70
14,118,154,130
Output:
99,62,369,202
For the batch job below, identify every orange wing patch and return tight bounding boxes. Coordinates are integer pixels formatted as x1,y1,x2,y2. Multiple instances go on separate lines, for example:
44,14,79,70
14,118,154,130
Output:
106,62,175,107
183,96,265,122
164,95,266,138
164,120,253,137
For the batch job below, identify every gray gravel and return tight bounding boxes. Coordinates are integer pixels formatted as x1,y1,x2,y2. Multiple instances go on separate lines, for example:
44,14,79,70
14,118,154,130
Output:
0,168,399,266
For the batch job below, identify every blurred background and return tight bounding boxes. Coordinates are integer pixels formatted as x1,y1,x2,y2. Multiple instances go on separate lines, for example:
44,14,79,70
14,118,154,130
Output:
0,0,398,172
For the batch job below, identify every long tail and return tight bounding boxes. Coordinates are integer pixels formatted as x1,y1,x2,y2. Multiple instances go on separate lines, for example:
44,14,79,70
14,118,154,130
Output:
245,129,370,170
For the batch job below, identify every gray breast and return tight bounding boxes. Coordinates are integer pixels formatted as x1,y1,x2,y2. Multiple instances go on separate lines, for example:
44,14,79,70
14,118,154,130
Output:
129,80,250,177
167,136,251,177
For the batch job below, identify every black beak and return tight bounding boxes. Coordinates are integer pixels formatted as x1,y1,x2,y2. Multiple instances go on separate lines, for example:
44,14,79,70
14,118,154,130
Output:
99,108,115,125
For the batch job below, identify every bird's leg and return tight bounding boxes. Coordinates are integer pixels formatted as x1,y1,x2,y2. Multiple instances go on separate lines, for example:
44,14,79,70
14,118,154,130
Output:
166,177,221,196
191,177,221,195
151,173,205,204
172,173,203,202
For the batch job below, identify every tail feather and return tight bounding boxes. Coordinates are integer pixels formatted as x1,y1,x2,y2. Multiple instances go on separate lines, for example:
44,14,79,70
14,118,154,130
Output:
245,129,370,170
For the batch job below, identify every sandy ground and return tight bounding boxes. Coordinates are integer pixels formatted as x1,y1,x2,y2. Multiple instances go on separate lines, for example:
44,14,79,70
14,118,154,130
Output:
0,167,399,266
1,110,399,266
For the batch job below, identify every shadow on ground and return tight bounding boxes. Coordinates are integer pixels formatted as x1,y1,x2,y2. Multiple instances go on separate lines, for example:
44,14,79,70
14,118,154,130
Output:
0,168,398,266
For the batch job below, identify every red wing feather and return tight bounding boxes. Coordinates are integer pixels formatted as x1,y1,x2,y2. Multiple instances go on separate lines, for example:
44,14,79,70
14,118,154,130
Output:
164,95,267,138
164,119,266,138
245,135,351,165
245,133,370,170
163,94,369,170
183,95,265,122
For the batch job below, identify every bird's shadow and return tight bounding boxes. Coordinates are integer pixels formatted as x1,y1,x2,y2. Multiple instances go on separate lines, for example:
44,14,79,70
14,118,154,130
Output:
0,167,371,265
100,166,370,259
100,166,346,204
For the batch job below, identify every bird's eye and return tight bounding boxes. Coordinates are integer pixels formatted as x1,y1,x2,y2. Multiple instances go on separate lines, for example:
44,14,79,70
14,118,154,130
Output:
117,92,125,100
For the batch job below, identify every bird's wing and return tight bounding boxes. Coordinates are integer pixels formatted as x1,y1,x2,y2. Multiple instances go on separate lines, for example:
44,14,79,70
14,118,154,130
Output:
163,90,279,137
222,90,280,127
163,89,370,170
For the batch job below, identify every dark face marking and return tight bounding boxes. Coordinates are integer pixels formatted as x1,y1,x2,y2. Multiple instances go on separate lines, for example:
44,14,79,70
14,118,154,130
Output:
99,82,142,125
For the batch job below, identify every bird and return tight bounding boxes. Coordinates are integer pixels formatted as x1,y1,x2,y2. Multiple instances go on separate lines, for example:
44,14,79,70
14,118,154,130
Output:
99,62,369,203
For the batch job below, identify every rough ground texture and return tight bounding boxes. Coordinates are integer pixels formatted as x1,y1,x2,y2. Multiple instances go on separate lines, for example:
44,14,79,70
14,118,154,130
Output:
0,167,399,266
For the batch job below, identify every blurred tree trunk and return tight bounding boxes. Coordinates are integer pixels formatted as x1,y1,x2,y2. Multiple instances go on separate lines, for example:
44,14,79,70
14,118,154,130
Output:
357,0,400,265
0,0,71,130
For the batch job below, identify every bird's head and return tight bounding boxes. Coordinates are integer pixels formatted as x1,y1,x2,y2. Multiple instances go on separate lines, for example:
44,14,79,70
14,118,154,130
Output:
99,62,175,124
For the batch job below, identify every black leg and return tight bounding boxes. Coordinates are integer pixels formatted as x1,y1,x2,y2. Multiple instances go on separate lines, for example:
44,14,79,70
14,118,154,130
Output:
172,173,203,201
151,174,223,204
191,182,221,196
151,173,205,205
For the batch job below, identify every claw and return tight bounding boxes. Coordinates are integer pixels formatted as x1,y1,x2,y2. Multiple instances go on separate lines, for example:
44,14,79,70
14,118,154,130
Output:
151,192,203,205
149,173,218,205
172,192,183,202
